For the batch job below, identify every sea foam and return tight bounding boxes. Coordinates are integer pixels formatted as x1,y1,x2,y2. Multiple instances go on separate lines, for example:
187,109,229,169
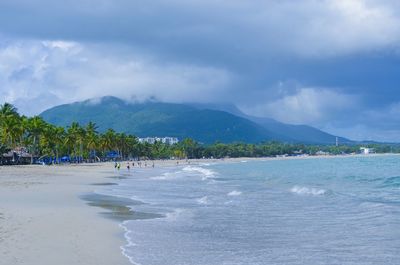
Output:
182,166,216,180
119,221,142,265
165,208,187,221
150,172,177,180
197,196,208,205
290,186,326,196
227,190,242,196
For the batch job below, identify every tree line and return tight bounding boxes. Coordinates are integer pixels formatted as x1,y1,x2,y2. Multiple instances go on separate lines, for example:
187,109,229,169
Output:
1,103,399,165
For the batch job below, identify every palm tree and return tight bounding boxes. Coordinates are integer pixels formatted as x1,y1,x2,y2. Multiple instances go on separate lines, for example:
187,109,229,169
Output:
116,133,131,159
85,122,98,161
0,115,22,148
77,129,86,161
100,129,117,158
40,124,65,163
0,103,21,148
125,135,139,159
53,126,66,162
0,103,18,121
25,116,46,163
179,138,198,159
65,122,84,160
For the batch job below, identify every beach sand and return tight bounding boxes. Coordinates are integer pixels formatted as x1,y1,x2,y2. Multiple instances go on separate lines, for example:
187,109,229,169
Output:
0,163,131,265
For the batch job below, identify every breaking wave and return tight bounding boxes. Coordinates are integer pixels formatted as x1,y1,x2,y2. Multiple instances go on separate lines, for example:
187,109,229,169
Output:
196,196,208,205
290,186,326,196
227,190,242,196
182,166,217,180
150,172,178,180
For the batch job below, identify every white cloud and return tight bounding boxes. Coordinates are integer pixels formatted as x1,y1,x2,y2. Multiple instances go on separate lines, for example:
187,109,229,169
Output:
0,38,232,115
323,124,400,142
240,87,359,125
42,40,80,52
1,0,400,59
1,1,400,141
247,0,400,57
299,0,400,56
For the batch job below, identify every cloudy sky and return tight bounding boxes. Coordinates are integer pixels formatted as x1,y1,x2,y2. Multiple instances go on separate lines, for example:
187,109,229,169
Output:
1,0,400,141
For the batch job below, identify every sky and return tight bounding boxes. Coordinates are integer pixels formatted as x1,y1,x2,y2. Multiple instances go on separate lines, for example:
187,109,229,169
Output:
0,0,400,142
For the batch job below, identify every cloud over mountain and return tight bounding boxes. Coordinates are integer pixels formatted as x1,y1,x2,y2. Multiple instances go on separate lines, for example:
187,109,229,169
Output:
1,0,400,141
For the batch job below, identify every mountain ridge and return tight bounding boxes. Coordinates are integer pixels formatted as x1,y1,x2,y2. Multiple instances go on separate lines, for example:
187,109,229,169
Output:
40,96,350,144
189,103,351,144
40,96,286,144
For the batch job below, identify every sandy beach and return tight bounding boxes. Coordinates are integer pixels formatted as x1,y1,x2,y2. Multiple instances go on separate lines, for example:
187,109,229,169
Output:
0,163,131,265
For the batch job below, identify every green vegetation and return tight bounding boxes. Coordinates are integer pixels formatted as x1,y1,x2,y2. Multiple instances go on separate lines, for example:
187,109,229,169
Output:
1,102,399,165
40,96,284,144
40,96,353,144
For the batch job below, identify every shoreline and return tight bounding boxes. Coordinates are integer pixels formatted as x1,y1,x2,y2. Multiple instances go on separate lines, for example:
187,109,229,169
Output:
1,153,399,265
1,152,398,169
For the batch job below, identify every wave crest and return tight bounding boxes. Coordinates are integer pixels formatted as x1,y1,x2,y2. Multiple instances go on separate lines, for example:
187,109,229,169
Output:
227,190,242,196
182,166,217,180
196,196,208,205
290,186,326,196
150,172,176,180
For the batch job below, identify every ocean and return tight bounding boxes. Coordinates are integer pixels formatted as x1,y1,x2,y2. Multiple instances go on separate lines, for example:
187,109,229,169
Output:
96,155,400,265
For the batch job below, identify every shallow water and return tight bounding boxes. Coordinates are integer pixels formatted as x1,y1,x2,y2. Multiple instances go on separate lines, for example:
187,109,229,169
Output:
97,156,400,265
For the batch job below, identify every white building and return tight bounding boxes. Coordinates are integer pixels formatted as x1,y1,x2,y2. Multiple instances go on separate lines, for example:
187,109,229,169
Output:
162,137,179,145
360,147,373,155
139,137,179,145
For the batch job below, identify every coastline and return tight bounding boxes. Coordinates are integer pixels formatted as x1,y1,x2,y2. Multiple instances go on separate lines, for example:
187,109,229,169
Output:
0,153,398,265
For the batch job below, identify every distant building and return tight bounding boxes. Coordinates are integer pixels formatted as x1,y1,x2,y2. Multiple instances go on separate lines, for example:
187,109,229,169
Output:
1,147,34,165
162,137,179,145
139,137,179,145
360,147,374,155
292,150,304,156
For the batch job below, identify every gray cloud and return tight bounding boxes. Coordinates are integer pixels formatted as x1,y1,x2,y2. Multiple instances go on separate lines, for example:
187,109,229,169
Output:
239,87,361,125
1,1,400,141
0,39,232,114
1,1,400,60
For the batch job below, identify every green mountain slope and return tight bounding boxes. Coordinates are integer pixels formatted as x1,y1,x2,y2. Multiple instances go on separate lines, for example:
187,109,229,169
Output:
40,96,285,143
246,116,351,144
190,103,351,144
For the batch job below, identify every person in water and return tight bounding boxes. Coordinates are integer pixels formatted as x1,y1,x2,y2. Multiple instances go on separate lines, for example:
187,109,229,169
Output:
127,162,130,171
117,162,121,170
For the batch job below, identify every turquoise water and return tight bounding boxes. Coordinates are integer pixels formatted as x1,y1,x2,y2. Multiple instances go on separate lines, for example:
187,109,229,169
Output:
99,155,400,265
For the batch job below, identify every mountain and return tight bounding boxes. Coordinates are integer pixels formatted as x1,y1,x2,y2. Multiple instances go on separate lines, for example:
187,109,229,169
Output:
244,116,350,144
40,96,286,144
190,103,351,144
40,96,351,144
